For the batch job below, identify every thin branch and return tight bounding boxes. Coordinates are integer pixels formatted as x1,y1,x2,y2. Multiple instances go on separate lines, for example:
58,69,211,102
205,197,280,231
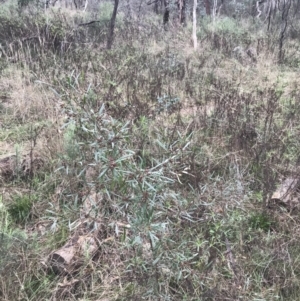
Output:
147,0,159,5
78,20,101,26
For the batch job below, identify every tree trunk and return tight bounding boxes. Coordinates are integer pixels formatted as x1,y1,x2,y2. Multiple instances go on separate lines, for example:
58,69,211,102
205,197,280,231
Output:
278,0,292,63
178,0,186,25
204,0,211,15
163,0,170,26
192,0,197,50
107,0,119,50
83,0,88,12
154,0,159,13
212,0,218,21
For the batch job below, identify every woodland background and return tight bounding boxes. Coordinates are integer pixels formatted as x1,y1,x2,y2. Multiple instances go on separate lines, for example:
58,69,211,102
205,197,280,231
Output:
1,0,300,300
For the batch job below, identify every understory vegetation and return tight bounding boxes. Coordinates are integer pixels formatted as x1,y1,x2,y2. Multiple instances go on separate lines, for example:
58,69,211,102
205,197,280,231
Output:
0,1,300,300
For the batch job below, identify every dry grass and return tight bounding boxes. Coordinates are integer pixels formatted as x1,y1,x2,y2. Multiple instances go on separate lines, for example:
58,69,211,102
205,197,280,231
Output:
1,67,62,122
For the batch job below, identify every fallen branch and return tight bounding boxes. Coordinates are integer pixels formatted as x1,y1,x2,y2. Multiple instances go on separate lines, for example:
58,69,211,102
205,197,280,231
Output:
271,177,299,204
